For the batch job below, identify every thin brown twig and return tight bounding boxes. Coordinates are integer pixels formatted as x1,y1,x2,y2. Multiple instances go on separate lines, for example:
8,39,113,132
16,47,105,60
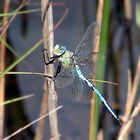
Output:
131,57,140,103
90,79,118,85
118,57,140,139
94,0,102,52
25,1,68,8
121,57,140,123
122,70,132,122
3,106,62,140
118,97,140,140
124,0,135,79
0,0,27,36
124,0,132,20
89,0,103,140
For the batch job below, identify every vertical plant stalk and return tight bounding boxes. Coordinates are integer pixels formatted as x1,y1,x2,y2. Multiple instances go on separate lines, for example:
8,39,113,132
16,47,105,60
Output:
122,70,132,122
34,2,59,140
124,0,132,21
118,57,140,139
0,0,10,139
0,0,27,36
124,0,135,79
135,2,140,27
89,0,103,140
44,3,59,139
120,57,140,123
118,97,140,140
89,0,110,140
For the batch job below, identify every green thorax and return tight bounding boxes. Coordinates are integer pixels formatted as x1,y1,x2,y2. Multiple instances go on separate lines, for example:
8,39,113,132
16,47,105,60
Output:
59,50,73,69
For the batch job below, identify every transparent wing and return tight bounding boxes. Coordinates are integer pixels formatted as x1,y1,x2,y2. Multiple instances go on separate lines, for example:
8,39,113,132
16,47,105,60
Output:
75,22,99,60
72,77,83,101
55,66,75,88
78,52,98,78
74,22,99,78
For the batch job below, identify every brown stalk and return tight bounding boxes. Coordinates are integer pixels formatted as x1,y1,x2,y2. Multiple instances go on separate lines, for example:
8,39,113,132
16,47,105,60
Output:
0,0,27,36
34,1,51,140
97,129,103,140
118,57,140,139
122,70,132,122
34,2,61,140
44,3,60,139
89,0,103,139
124,0,135,79
0,0,10,139
131,57,140,105
118,97,140,140
124,0,132,21
121,57,140,123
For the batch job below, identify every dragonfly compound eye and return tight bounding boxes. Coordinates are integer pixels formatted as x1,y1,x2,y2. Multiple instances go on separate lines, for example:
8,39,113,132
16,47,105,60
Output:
54,44,66,55
53,44,62,56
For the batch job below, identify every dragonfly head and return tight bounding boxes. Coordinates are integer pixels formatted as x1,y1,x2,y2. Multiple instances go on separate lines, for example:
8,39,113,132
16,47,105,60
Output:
53,44,66,57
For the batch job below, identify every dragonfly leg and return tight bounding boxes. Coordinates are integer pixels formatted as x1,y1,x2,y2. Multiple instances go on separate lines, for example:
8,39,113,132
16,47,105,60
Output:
42,49,55,66
44,75,54,81
54,61,62,78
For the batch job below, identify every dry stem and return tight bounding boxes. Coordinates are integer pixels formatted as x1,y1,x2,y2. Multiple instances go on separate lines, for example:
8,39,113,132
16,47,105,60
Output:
34,2,59,140
0,0,10,138
118,57,140,139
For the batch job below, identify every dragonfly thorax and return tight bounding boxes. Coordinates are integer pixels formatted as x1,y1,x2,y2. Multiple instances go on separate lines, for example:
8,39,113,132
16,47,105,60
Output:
60,50,73,69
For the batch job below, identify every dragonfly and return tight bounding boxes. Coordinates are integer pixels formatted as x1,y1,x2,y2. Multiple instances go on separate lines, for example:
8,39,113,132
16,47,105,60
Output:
44,22,122,125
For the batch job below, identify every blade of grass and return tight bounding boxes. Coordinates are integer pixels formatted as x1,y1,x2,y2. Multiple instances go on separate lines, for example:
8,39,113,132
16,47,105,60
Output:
0,71,118,86
0,71,48,76
0,39,43,77
0,4,68,78
0,36,36,70
0,8,40,17
0,94,34,106
0,36,20,57
89,0,110,139
0,71,118,87
90,79,118,85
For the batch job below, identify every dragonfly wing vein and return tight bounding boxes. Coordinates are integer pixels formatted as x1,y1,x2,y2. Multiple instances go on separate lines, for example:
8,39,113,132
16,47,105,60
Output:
55,66,75,88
